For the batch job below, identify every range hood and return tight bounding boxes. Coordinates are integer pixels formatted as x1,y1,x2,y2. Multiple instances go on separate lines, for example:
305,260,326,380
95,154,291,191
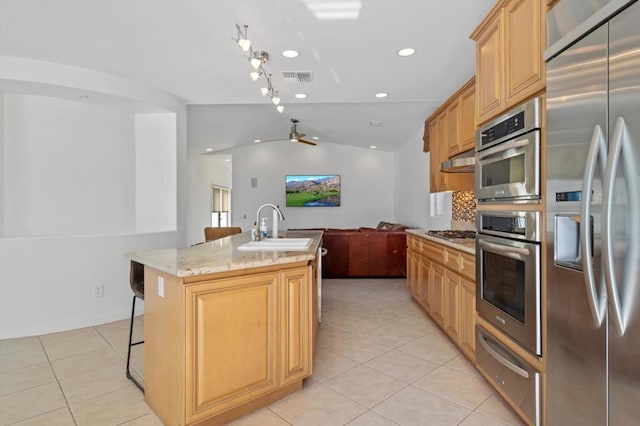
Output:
440,149,476,173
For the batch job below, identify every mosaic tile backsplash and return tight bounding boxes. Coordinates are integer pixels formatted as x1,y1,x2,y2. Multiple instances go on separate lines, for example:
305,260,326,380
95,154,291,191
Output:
452,191,476,222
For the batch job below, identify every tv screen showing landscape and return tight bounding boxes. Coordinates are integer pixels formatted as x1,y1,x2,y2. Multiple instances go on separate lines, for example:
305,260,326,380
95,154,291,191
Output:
285,175,341,207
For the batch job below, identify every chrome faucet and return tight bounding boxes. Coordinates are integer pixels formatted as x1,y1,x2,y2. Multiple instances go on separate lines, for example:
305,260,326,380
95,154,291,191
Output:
256,203,285,239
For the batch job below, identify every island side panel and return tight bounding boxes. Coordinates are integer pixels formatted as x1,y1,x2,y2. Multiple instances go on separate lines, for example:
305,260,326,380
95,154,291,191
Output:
144,266,185,426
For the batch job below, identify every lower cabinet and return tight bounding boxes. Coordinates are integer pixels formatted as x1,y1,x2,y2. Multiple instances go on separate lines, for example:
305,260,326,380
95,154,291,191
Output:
406,235,476,362
146,265,313,426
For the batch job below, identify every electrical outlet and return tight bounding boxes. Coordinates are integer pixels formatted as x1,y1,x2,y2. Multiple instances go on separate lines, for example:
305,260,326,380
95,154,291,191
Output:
94,284,104,297
157,276,164,298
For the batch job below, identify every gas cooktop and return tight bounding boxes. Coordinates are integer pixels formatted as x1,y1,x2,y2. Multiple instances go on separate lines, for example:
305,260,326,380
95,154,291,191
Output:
426,230,477,240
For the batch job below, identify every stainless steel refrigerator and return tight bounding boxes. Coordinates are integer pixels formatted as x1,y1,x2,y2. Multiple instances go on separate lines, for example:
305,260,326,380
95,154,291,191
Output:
545,0,640,424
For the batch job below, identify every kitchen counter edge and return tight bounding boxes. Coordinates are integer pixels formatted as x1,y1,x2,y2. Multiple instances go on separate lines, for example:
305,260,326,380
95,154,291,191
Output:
125,230,323,277
406,229,476,255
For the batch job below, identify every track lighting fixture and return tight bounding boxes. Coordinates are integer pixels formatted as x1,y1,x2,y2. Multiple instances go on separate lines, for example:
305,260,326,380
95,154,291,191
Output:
235,25,251,51
234,24,290,114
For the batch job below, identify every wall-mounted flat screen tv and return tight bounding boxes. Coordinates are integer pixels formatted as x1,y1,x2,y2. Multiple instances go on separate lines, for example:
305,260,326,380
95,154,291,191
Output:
285,175,341,207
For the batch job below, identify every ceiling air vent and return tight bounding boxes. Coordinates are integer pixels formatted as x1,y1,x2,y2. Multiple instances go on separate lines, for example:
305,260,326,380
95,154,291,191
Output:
282,71,313,83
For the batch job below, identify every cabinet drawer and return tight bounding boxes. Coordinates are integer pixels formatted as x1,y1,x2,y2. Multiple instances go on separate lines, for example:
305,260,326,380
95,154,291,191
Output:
459,252,476,280
422,241,445,264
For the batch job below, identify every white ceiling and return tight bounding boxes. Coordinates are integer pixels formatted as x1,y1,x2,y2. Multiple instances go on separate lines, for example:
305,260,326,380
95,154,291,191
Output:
0,0,493,153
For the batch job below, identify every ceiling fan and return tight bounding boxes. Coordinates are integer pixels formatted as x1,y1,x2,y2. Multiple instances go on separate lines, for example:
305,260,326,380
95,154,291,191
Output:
261,119,317,146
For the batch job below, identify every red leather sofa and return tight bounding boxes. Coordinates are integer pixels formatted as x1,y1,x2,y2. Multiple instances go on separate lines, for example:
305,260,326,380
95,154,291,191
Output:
307,222,408,278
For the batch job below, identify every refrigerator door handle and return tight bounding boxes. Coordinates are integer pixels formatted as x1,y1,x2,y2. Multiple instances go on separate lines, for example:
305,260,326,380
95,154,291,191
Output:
603,117,640,336
478,332,530,379
580,124,607,327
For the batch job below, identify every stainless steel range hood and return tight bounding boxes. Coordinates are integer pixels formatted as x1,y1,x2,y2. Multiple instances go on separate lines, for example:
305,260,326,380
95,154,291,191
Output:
440,149,476,173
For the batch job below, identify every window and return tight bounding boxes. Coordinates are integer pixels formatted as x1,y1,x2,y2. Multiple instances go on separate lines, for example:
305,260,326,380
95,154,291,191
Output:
211,185,231,227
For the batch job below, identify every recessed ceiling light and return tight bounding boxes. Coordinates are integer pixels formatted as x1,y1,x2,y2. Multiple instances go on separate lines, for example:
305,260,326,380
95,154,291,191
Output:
254,139,261,143
282,49,300,58
294,93,307,99
205,148,213,152
312,136,319,140
224,159,230,162
397,48,416,57
375,92,388,98
370,145,377,149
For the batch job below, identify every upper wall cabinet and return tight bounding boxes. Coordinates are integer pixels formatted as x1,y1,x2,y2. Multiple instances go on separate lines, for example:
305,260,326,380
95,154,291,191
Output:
471,0,546,125
424,77,475,193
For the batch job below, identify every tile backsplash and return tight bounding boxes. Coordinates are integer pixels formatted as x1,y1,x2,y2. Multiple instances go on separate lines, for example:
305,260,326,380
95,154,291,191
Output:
452,191,476,222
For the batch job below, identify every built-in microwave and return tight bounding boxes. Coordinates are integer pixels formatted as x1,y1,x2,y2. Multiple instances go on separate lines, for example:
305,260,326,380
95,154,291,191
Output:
476,211,541,356
476,97,541,203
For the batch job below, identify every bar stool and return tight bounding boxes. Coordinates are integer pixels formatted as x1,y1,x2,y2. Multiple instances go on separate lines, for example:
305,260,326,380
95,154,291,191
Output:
126,260,145,393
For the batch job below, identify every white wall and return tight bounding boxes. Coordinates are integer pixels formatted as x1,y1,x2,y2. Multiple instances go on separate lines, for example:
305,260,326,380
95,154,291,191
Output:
228,141,395,233
135,113,177,233
3,94,137,237
0,57,187,338
186,153,232,245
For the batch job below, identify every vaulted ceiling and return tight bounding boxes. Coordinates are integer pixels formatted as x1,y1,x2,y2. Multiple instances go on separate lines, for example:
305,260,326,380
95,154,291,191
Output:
0,0,493,153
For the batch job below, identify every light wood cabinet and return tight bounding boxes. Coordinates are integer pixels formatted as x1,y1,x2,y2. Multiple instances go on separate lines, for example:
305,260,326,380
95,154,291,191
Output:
444,270,460,343
425,78,476,192
471,0,545,125
406,234,476,362
459,277,476,360
185,274,279,424
459,80,477,152
430,262,446,328
446,98,460,157
146,264,313,426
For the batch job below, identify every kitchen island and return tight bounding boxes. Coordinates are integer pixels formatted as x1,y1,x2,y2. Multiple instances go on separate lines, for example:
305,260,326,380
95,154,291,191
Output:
126,230,322,426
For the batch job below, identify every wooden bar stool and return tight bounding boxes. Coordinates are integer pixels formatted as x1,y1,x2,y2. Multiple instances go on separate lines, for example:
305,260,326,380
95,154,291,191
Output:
126,260,145,393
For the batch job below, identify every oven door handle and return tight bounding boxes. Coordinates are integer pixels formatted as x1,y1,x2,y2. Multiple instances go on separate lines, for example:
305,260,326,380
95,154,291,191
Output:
478,239,531,260
476,137,529,161
478,332,529,379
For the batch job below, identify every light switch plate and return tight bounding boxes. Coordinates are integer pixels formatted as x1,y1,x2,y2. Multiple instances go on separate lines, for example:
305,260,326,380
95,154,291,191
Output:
157,276,164,297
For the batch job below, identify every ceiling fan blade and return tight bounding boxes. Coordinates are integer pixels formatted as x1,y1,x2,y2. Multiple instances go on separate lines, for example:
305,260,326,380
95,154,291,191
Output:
296,138,317,146
298,132,306,138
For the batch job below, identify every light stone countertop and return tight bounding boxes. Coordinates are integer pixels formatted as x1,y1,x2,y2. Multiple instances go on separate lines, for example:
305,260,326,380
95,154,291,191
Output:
125,230,323,277
406,229,476,255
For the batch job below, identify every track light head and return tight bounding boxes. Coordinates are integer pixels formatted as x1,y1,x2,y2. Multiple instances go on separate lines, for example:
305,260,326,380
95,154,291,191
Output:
250,71,262,81
236,25,251,51
277,105,284,113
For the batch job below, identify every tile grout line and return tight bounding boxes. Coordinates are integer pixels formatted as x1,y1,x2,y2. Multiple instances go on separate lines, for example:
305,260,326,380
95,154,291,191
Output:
36,334,79,426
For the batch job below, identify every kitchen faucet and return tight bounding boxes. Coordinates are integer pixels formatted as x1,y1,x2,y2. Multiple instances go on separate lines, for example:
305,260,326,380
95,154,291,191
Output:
255,203,285,239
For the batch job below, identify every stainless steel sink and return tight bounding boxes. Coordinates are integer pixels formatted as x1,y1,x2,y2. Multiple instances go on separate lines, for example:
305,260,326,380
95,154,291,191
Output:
237,237,313,251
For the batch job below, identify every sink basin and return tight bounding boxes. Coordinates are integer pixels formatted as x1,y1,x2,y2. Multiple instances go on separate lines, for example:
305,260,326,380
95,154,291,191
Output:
237,238,313,251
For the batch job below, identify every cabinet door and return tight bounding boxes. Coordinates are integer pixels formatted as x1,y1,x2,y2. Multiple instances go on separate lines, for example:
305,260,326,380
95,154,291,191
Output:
504,0,545,106
459,80,476,152
446,98,460,157
280,268,312,386
437,111,448,189
185,274,278,423
407,248,420,297
444,270,460,343
430,263,445,327
419,256,432,312
428,118,440,193
459,277,476,360
476,11,504,124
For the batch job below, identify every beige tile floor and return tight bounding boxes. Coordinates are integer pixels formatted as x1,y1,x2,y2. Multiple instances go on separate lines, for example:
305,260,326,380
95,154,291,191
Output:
0,278,524,426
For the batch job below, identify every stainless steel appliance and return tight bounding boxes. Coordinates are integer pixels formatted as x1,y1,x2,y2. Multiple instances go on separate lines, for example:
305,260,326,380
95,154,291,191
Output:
545,1,640,424
476,211,541,356
476,325,541,425
475,97,541,203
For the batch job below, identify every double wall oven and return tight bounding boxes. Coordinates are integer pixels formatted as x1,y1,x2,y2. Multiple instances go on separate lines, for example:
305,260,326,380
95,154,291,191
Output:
474,99,543,425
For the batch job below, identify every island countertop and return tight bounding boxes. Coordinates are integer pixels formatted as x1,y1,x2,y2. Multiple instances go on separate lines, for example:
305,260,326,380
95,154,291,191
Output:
125,230,323,277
